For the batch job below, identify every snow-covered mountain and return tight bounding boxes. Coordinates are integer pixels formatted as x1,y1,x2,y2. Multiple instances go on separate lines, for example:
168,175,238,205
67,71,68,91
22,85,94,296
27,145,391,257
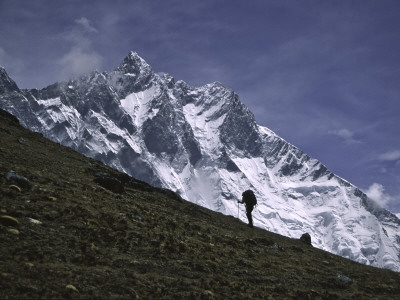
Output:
1,52,399,271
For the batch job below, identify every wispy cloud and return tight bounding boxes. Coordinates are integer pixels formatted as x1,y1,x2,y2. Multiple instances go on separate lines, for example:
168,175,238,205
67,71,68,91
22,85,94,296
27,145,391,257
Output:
378,150,400,162
58,47,103,80
0,47,24,73
365,182,395,208
328,128,360,145
58,17,103,80
75,17,98,33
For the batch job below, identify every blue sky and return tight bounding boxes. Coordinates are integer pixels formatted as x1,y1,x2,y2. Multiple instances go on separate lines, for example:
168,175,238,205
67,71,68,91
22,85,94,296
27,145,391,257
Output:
1,0,399,213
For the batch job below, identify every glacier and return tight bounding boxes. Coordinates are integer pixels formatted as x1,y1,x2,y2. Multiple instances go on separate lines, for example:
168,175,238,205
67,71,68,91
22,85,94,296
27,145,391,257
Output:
0,52,399,271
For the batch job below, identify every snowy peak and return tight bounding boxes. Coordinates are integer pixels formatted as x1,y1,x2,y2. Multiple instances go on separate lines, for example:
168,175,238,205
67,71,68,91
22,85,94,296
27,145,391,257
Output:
0,66,19,94
114,51,152,75
0,51,399,272
111,52,155,97
179,80,261,157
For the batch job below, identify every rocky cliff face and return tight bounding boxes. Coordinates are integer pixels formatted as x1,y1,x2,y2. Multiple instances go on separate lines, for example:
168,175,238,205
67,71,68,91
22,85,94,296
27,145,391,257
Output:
1,52,399,271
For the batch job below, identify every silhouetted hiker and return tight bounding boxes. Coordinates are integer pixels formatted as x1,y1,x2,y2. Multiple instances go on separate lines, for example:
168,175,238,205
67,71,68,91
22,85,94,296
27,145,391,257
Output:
238,190,257,228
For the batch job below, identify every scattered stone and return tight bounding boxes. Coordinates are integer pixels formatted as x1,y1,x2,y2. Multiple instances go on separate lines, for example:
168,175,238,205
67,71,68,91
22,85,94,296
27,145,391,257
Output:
7,228,20,235
0,215,20,227
8,184,22,192
65,284,79,292
94,172,125,193
273,242,285,252
90,243,99,252
132,215,143,222
4,170,32,190
18,137,26,144
300,233,312,246
27,217,42,225
337,273,353,285
203,290,214,297
120,213,144,222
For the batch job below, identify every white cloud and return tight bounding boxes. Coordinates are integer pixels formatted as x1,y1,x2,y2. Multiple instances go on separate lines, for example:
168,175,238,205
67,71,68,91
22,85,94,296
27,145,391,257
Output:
365,183,394,208
328,128,360,144
332,128,353,139
58,47,103,79
58,17,103,80
378,150,400,161
75,17,98,33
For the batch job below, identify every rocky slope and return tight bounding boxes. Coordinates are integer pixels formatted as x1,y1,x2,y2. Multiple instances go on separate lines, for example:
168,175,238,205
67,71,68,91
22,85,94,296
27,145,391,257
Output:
1,108,400,299
0,52,399,272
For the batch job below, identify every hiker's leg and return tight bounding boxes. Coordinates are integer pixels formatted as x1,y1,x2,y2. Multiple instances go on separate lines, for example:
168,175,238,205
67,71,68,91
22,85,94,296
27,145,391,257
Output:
246,209,253,227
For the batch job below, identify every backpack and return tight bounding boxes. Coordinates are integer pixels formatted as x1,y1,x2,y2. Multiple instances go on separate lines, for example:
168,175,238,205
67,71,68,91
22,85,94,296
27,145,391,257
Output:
242,190,257,207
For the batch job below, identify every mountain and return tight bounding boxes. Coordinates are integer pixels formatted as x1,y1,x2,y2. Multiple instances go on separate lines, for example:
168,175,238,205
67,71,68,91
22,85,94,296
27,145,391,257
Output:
1,108,400,299
1,52,399,272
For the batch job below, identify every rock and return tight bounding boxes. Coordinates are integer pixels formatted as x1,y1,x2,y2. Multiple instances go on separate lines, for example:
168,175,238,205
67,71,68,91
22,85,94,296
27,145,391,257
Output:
4,170,32,190
203,290,214,297
27,217,42,225
8,185,22,192
336,273,353,285
300,233,312,246
65,284,79,292
273,242,285,252
7,228,20,235
0,215,20,227
94,172,125,193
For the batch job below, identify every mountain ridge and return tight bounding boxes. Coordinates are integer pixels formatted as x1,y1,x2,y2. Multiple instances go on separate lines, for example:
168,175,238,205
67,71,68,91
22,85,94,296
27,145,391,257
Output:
1,106,400,298
0,51,399,272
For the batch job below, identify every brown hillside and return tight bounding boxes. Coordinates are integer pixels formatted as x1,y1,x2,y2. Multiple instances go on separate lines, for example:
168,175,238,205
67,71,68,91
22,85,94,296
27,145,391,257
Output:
1,108,399,299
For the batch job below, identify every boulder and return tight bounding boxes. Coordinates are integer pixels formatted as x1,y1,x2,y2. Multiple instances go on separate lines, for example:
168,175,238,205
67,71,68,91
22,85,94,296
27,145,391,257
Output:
4,170,32,190
300,233,312,246
94,172,125,193
336,273,353,285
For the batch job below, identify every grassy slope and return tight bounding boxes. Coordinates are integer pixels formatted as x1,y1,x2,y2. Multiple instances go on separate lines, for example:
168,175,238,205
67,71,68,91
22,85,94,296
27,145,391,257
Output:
0,109,399,299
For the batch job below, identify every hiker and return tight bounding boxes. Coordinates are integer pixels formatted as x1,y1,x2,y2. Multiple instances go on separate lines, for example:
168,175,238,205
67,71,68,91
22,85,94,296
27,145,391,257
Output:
238,190,257,228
